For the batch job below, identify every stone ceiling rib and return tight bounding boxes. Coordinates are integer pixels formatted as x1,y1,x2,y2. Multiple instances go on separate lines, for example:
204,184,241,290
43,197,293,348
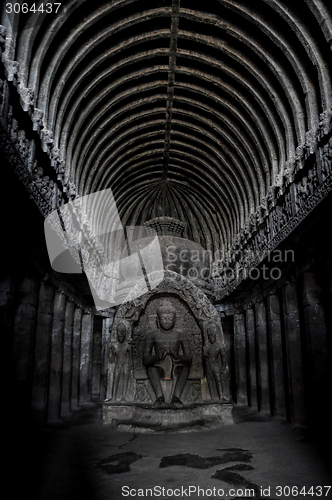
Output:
6,0,332,255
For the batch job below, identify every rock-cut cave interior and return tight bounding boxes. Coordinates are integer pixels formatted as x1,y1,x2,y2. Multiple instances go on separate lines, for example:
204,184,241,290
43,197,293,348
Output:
1,0,332,498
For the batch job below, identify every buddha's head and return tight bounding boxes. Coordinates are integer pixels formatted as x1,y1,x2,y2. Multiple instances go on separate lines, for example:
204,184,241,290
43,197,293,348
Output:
156,300,176,331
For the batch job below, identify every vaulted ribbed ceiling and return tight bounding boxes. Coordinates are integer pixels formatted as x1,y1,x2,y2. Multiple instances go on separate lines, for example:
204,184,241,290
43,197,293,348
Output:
13,0,332,253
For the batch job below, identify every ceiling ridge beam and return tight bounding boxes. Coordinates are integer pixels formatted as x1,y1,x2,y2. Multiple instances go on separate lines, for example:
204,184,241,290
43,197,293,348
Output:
162,0,181,183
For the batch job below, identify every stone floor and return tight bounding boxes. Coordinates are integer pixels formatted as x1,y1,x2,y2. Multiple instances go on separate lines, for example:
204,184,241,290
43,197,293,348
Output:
11,405,332,500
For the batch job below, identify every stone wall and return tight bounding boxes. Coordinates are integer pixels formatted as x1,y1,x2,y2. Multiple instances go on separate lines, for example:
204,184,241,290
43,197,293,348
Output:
1,168,114,427
218,208,332,432
4,269,114,426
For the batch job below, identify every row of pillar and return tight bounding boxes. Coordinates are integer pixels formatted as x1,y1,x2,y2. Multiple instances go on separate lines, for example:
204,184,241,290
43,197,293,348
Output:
231,267,330,427
2,269,114,426
3,229,330,430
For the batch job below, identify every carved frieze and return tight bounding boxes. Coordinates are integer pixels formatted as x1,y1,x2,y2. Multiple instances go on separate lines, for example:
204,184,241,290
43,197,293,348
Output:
214,133,332,299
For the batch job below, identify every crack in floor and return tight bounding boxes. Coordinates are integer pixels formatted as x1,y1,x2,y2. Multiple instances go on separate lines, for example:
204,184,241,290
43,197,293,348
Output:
95,451,143,474
159,449,253,468
118,433,137,449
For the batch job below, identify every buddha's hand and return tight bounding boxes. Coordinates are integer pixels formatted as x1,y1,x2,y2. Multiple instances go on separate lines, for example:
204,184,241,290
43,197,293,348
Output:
159,349,168,360
143,350,167,365
174,354,191,364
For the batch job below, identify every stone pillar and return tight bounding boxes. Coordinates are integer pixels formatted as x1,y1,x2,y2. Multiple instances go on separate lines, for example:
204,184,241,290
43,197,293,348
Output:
91,316,103,401
71,307,82,411
282,281,306,426
245,305,258,409
48,290,67,423
103,316,114,401
79,312,93,405
60,299,75,418
329,252,332,299
255,300,270,412
12,274,38,420
31,279,54,424
0,274,15,338
266,291,285,417
302,269,329,425
233,313,248,404
1,274,15,409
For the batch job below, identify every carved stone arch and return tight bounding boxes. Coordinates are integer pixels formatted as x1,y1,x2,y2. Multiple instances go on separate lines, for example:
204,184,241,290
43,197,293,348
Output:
112,270,225,346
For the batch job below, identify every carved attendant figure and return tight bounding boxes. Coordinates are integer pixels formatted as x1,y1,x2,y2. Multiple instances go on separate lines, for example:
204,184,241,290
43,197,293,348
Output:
143,300,192,406
203,323,230,402
110,321,132,402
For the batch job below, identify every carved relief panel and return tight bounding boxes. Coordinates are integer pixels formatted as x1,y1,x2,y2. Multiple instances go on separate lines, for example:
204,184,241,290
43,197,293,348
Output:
107,271,230,406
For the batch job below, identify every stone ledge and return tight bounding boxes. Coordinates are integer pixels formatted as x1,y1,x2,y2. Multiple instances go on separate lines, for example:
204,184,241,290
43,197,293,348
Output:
102,402,234,432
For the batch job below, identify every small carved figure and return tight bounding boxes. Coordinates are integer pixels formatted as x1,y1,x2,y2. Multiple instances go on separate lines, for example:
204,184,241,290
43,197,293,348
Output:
143,300,192,406
32,166,44,191
44,179,55,202
110,321,132,402
32,108,44,131
322,149,332,180
67,180,77,200
10,118,18,143
296,176,308,210
308,168,318,195
203,323,230,402
284,192,292,218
